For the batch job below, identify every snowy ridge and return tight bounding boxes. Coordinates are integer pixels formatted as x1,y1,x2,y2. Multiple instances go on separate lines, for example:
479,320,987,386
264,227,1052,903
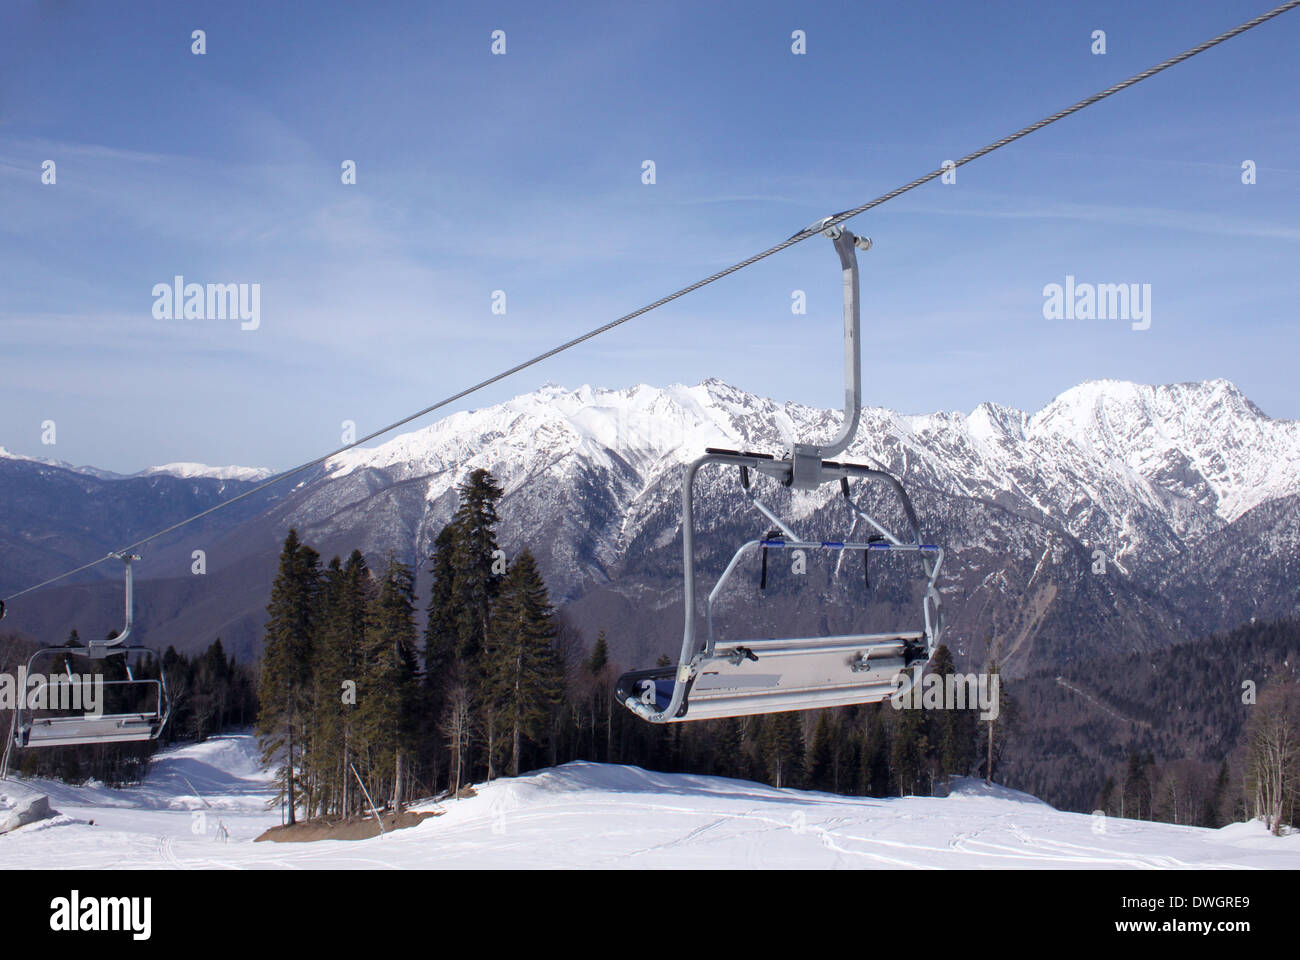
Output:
325,382,738,482
137,462,274,482
317,377,1300,568
7,378,1294,571
1,735,1296,869
0,446,126,480
0,447,272,483
1027,379,1296,524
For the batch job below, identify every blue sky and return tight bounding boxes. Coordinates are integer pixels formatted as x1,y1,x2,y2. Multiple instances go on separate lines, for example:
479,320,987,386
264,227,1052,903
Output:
2,0,1297,473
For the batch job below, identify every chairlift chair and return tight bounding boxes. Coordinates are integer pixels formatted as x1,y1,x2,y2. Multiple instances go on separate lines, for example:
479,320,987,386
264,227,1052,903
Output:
9,554,172,748
616,221,944,723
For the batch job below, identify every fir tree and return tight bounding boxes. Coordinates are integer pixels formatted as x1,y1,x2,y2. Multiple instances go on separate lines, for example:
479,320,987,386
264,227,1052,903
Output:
446,469,505,779
805,712,836,791
484,549,564,777
762,712,803,788
1122,750,1152,819
421,524,458,791
423,524,457,697
311,551,373,817
585,630,614,761
256,529,321,825
890,695,928,796
1096,776,1117,817
361,554,420,809
860,705,890,797
587,631,609,674
929,645,978,781
450,469,505,668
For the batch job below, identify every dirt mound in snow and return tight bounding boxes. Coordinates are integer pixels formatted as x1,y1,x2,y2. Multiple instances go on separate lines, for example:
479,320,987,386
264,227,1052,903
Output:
256,809,439,843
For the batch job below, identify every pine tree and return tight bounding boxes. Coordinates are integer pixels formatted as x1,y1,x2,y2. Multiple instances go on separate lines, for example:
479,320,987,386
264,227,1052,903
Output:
256,529,321,825
837,725,861,796
311,551,373,817
445,469,505,781
197,638,231,740
585,630,614,761
860,705,890,797
806,711,836,791
424,525,457,701
929,645,978,782
450,469,505,668
361,554,419,810
302,556,342,817
1097,775,1117,817
1122,750,1151,820
586,632,609,674
484,549,564,777
762,711,803,788
890,695,928,796
421,524,458,792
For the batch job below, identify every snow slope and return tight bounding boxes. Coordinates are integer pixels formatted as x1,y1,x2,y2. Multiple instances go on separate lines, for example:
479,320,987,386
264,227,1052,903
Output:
1,734,1296,870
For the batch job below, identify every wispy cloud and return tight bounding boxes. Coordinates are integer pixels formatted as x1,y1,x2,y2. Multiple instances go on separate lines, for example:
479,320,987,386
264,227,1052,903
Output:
897,193,1300,242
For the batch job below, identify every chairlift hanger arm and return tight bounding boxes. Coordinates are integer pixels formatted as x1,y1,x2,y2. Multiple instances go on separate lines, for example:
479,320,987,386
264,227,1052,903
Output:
809,221,871,462
91,553,140,653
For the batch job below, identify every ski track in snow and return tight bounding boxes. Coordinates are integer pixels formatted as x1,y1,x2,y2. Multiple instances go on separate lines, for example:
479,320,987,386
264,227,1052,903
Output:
2,734,1298,870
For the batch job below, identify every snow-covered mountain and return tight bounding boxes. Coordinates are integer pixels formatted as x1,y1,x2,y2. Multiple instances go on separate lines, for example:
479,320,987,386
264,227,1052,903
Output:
137,462,274,482
0,445,128,481
320,376,1300,573
2,378,1297,673
284,377,1300,669
0,446,271,483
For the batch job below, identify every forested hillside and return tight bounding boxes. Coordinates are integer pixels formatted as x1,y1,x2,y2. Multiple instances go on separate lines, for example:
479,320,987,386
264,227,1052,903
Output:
1001,618,1300,821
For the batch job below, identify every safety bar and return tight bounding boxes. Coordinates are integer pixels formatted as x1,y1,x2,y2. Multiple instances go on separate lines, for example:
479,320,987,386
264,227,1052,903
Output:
704,533,943,657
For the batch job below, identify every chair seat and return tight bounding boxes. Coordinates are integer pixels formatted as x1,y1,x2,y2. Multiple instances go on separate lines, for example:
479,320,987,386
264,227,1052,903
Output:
618,631,918,721
19,714,163,748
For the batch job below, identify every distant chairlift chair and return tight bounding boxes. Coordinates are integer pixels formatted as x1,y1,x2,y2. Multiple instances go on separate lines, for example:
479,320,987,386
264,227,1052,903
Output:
9,554,172,748
616,221,944,723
